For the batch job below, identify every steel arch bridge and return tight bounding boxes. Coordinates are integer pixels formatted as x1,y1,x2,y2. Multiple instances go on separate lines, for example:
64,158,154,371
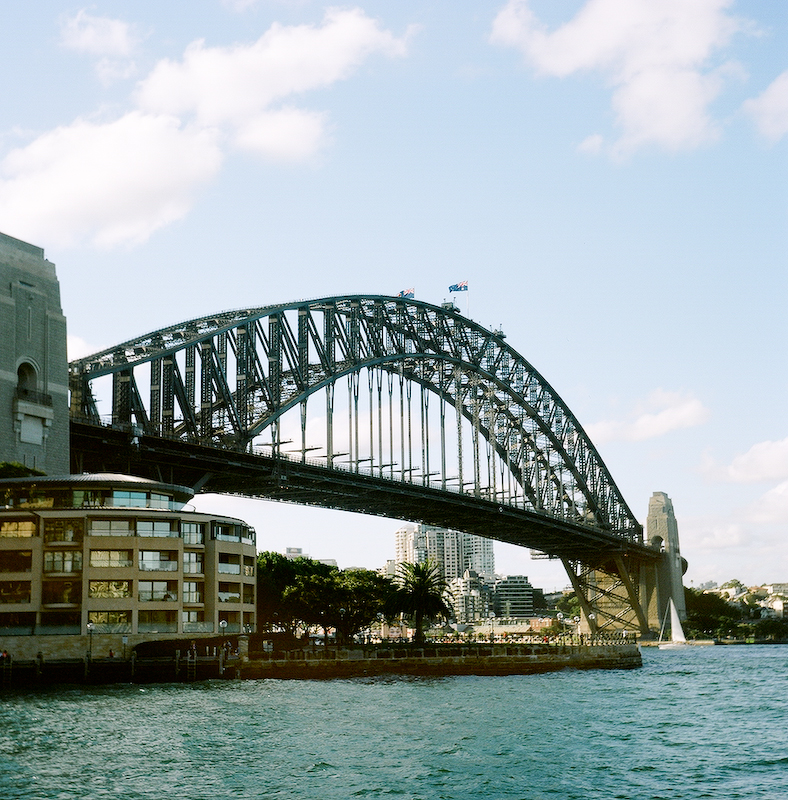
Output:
69,295,665,634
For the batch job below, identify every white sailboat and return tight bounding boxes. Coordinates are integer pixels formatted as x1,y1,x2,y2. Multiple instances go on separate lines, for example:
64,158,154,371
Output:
658,597,688,649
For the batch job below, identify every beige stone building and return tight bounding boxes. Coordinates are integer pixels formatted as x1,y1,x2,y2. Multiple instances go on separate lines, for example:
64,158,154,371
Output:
0,473,256,659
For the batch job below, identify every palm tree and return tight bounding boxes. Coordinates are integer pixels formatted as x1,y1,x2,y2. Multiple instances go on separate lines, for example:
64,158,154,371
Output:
386,561,453,645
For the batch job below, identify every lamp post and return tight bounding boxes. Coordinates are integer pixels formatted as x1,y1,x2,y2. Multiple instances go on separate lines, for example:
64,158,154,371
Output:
86,621,94,660
488,612,495,643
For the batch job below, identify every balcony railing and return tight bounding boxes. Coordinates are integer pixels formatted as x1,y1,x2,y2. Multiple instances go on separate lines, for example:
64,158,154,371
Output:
14,387,53,406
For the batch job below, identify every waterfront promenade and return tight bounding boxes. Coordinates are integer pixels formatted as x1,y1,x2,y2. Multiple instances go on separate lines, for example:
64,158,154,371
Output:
1,638,640,686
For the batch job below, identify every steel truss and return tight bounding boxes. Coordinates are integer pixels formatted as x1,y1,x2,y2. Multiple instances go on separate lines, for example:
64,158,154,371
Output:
70,295,657,631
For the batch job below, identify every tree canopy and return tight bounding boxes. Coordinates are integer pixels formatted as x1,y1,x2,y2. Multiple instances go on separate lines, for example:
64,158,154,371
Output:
385,561,453,645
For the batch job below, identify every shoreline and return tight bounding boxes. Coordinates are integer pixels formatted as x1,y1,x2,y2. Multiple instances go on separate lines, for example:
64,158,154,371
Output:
1,642,641,687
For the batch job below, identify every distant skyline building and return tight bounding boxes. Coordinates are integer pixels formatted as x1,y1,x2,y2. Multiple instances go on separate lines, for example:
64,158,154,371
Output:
393,524,494,582
493,575,535,619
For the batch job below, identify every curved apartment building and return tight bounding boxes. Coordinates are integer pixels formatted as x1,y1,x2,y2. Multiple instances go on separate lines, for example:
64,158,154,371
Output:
0,473,256,659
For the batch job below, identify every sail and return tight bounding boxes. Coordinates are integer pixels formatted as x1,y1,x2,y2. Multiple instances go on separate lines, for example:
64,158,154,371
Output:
669,598,686,643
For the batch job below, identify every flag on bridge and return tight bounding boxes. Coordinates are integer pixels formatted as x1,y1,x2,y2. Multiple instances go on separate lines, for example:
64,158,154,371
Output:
448,281,468,293
398,288,415,298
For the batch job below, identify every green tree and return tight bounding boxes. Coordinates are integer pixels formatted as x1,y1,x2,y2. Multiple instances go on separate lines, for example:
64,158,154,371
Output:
385,561,453,645
256,551,333,634
291,568,393,645
684,587,743,638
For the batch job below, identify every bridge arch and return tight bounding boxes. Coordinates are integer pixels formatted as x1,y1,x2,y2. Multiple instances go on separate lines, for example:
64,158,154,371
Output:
69,295,641,544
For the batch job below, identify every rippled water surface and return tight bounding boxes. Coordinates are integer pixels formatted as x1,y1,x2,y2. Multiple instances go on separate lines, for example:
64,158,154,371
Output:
1,646,786,799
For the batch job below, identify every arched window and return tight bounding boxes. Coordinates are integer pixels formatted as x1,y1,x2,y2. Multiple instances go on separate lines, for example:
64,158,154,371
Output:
16,363,37,395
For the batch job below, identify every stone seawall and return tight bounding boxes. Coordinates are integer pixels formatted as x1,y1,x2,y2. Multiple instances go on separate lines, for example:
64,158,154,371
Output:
1,643,641,687
239,643,642,680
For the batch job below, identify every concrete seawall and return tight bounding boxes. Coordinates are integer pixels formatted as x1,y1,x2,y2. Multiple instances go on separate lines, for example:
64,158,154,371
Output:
1,643,641,687
239,643,642,680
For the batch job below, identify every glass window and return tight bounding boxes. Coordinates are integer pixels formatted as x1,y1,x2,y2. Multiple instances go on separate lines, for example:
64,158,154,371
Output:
112,490,148,507
139,551,178,571
243,585,255,605
38,610,80,634
88,580,132,598
218,553,241,574
89,549,133,568
138,580,178,602
243,556,255,577
218,582,241,603
183,581,203,603
44,551,83,573
88,610,131,633
43,518,84,543
0,611,36,635
136,519,177,538
0,551,32,573
0,520,36,538
181,522,205,545
41,580,79,605
150,493,172,510
90,519,132,536
138,610,177,633
0,581,31,604
183,552,204,574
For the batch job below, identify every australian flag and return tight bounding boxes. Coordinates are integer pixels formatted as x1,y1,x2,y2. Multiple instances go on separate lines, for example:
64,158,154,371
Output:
448,280,468,293
398,288,415,298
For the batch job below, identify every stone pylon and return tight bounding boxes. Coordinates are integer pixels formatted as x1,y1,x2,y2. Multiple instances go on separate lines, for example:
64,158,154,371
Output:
0,232,69,474
647,491,687,623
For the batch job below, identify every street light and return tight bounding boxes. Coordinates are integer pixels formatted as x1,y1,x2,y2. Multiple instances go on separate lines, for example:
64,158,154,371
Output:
219,619,227,636
86,621,94,659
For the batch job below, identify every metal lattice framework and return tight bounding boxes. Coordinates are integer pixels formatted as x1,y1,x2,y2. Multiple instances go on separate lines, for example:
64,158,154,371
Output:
70,296,639,535
69,296,660,632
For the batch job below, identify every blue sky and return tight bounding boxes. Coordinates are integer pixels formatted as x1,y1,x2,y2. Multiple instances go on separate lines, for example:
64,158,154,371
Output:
1,1,785,589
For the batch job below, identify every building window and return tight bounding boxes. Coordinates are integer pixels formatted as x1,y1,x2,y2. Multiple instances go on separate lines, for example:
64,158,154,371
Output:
0,611,36,635
183,552,204,574
182,610,212,633
0,551,32,573
181,522,205,545
88,580,132,599
138,610,177,633
139,551,179,572
0,520,37,538
44,550,83,573
0,581,31,604
88,610,131,633
136,519,177,538
138,580,178,602
218,582,241,603
243,585,255,605
41,580,78,605
243,556,255,577
111,490,148,508
90,519,132,536
183,581,203,603
44,518,84,543
89,549,133,568
39,611,80,634
218,553,241,574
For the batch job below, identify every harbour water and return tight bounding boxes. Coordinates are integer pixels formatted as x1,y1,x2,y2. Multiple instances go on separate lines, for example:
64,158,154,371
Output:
1,645,785,800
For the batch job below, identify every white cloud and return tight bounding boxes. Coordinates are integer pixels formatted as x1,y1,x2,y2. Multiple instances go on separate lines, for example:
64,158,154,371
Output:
586,389,710,444
711,436,788,484
1,9,409,249
491,0,744,156
0,113,223,248
749,479,788,525
234,107,328,160
136,8,409,128
67,334,103,361
743,70,788,141
60,10,139,57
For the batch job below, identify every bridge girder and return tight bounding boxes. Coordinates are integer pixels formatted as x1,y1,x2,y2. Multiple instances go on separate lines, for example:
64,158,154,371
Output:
70,295,662,633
